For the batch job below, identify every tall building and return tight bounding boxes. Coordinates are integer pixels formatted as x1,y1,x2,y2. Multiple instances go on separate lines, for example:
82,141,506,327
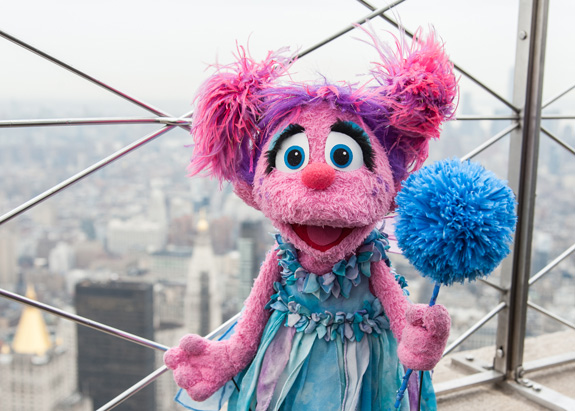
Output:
0,285,91,411
75,280,156,411
185,213,222,336
237,220,265,304
0,228,18,289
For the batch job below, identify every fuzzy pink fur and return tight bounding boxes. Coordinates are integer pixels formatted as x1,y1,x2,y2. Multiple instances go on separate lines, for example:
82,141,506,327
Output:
168,29,456,403
397,304,451,370
164,250,280,401
253,104,396,266
187,46,293,183
365,28,458,189
370,261,450,371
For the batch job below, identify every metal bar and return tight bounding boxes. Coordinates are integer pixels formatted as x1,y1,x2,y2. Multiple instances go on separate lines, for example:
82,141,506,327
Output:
443,302,507,357
523,352,575,374
479,278,507,293
0,117,192,128
451,354,494,373
434,370,504,396
456,115,519,121
0,29,173,119
541,127,575,156
542,83,575,109
495,0,549,380
98,312,242,411
96,365,170,411
505,380,575,411
460,122,519,161
0,124,175,225
529,242,575,285
296,0,406,59
541,114,575,120
528,301,575,331
0,287,169,351
355,0,519,112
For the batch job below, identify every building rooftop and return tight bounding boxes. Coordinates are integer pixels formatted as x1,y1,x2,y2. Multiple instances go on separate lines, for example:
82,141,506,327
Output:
11,285,52,356
435,330,575,410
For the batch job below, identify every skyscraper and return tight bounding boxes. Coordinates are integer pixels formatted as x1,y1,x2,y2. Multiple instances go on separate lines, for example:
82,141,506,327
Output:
0,285,91,411
75,280,156,410
185,212,222,336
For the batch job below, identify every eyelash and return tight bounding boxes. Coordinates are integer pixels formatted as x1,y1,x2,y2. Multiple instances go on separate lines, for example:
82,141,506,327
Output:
330,121,375,171
265,124,305,174
265,121,374,173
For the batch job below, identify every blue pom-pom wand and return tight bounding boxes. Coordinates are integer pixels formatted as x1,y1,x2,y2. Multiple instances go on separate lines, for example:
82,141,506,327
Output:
393,159,517,409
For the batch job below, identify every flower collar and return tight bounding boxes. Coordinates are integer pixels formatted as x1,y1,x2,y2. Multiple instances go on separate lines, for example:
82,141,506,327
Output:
275,229,407,301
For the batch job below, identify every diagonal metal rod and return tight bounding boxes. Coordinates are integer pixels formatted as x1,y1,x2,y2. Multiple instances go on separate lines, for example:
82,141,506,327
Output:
542,83,575,109
0,29,175,120
479,278,507,294
96,365,171,411
0,287,169,351
0,122,176,225
355,0,519,113
528,301,575,331
0,117,192,128
541,126,575,156
443,302,507,357
460,122,519,161
97,312,241,411
529,241,575,286
296,0,406,59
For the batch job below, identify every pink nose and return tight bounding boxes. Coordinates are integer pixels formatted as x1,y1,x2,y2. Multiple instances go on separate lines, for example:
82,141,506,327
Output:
301,163,335,190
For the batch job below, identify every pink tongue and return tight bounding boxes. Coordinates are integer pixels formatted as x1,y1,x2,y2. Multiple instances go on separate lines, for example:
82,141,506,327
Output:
306,226,343,246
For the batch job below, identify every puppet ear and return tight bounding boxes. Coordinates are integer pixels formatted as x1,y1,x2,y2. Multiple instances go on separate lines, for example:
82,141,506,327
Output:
187,46,292,188
370,29,458,174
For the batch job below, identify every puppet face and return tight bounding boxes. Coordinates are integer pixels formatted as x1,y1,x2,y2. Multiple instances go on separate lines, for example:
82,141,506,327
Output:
252,103,396,263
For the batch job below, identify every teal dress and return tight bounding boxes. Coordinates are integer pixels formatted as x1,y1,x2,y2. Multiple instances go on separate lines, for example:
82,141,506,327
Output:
176,230,437,411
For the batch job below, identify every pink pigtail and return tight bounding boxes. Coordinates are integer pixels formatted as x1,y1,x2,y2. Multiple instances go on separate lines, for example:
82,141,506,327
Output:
188,45,293,184
370,28,458,172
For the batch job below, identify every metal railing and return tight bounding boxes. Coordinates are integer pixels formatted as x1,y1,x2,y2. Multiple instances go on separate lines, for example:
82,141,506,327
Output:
1,0,574,409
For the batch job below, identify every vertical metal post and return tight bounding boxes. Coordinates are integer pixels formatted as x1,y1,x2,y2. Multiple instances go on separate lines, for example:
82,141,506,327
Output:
494,0,548,379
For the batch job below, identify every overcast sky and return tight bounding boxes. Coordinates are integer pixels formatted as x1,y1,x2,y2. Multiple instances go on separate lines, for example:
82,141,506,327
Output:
1,0,574,117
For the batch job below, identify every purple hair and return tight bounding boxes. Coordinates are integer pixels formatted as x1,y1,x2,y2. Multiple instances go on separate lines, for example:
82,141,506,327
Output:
188,29,457,189
253,84,410,185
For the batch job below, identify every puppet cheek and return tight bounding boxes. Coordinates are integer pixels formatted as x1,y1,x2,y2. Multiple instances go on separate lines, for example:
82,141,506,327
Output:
232,180,260,210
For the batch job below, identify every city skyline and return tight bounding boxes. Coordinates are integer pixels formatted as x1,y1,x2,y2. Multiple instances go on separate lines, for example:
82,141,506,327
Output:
1,2,575,409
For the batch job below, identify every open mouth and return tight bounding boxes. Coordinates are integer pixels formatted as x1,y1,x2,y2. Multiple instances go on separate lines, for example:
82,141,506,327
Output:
291,224,354,252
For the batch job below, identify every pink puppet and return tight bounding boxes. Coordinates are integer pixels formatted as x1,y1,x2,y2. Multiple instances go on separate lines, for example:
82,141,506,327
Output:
165,30,457,410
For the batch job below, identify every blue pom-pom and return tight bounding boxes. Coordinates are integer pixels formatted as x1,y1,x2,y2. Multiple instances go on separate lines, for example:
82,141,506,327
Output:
395,159,517,286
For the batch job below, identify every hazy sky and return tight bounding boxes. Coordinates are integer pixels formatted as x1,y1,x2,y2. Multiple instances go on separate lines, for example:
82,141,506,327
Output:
1,0,574,117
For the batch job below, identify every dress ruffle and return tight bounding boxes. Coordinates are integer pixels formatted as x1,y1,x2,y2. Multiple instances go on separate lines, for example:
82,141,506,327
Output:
275,230,408,300
266,281,390,342
174,229,436,411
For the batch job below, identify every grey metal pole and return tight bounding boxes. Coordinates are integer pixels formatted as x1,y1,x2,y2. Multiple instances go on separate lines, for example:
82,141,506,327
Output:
494,0,549,380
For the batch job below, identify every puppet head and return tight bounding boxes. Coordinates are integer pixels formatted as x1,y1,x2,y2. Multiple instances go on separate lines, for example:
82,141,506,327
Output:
188,31,457,266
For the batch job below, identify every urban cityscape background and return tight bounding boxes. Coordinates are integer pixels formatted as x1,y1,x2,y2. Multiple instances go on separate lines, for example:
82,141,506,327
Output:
1,1,575,410
0,93,573,410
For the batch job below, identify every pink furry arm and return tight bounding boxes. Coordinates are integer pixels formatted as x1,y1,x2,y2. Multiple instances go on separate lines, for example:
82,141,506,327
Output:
164,248,280,401
369,261,451,370
227,248,281,360
369,261,409,341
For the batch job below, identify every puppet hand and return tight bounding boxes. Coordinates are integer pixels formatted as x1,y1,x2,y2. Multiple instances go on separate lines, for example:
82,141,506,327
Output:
397,304,450,371
164,334,236,402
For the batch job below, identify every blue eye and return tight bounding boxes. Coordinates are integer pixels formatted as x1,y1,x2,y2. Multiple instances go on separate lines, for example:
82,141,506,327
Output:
275,132,309,173
284,146,306,169
325,132,364,171
330,144,353,168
